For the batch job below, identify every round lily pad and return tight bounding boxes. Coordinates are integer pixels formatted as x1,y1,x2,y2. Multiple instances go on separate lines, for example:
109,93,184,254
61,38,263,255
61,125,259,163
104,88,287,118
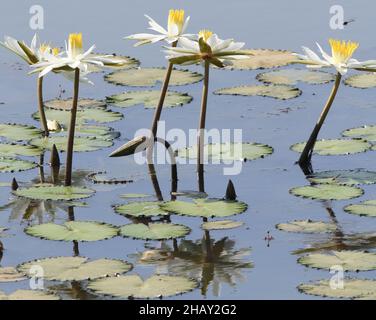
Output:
14,185,95,201
290,184,363,201
0,123,42,141
344,200,376,217
75,125,119,140
0,267,26,282
87,172,132,184
342,125,376,142
276,220,337,233
0,290,60,300
120,193,150,199
201,220,244,231
106,90,193,109
25,221,119,242
89,54,140,72
160,199,248,218
224,49,296,70
18,256,132,281
291,139,371,156
214,84,301,100
115,201,169,218
88,274,197,299
344,73,376,89
298,279,376,299
0,143,42,157
177,142,273,162
0,157,37,173
104,68,203,87
30,136,113,152
119,223,190,240
256,69,335,85
298,250,376,271
308,170,376,186
44,98,106,111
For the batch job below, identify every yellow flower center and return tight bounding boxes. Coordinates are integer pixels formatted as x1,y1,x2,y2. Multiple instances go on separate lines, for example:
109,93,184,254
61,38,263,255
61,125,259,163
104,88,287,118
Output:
329,39,359,64
39,43,50,54
199,30,213,42
168,9,185,33
69,33,83,57
52,47,60,56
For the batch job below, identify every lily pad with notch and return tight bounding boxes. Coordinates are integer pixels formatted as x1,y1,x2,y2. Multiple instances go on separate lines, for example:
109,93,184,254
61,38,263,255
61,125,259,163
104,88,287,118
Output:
290,184,363,201
256,69,335,85
14,185,95,201
115,201,168,218
119,222,190,240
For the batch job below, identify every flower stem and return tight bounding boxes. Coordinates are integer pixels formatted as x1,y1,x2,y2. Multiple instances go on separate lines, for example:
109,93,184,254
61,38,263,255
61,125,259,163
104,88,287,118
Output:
64,68,80,186
197,60,210,192
298,72,342,167
37,77,49,137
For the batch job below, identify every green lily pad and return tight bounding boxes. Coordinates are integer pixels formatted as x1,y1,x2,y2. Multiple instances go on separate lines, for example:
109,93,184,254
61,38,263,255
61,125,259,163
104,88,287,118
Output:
0,143,42,157
75,125,120,141
0,157,37,173
344,73,376,89
25,221,119,242
106,90,193,109
120,193,150,199
214,84,301,100
344,200,376,217
14,185,95,201
276,220,337,233
0,290,60,300
160,199,248,218
298,250,376,271
119,223,190,240
18,256,132,281
290,184,363,201
89,54,140,72
44,98,106,111
88,274,197,299
0,123,42,141
115,201,169,218
201,220,244,231
177,142,273,162
291,139,371,156
30,136,113,152
256,69,335,85
33,108,123,125
298,279,376,299
224,49,296,70
308,170,376,186
87,172,132,184
0,267,27,282
342,125,376,142
104,68,203,87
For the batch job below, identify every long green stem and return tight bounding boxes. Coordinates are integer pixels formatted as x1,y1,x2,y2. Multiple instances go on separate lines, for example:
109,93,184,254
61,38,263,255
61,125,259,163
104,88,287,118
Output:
298,72,342,167
65,68,80,186
197,60,210,192
37,77,49,137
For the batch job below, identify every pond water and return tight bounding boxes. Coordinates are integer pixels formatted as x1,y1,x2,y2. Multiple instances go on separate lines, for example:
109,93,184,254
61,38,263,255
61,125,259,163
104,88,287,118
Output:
1,0,376,300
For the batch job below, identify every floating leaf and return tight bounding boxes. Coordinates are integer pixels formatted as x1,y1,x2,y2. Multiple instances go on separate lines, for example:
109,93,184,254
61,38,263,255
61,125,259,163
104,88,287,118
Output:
120,193,150,199
290,184,363,201
276,220,337,233
224,49,296,70
87,172,132,184
298,250,376,271
0,123,42,141
88,274,197,299
291,139,371,156
214,84,301,100
0,267,26,282
0,290,59,300
160,199,248,218
0,143,42,157
298,279,376,299
44,98,106,111
119,223,190,240
30,136,113,152
75,125,120,141
171,190,208,199
89,54,140,72
202,220,244,231
14,185,95,201
344,200,376,217
115,201,168,218
177,142,273,162
0,157,37,173
256,69,335,85
308,169,376,186
104,68,203,87
342,125,376,142
25,221,118,242
344,73,376,89
106,90,193,109
18,256,132,281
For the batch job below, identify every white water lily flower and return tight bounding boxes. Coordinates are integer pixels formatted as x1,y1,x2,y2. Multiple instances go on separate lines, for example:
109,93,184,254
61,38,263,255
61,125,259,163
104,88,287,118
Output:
126,9,194,46
164,30,246,67
294,39,376,75
47,119,62,132
31,33,125,79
